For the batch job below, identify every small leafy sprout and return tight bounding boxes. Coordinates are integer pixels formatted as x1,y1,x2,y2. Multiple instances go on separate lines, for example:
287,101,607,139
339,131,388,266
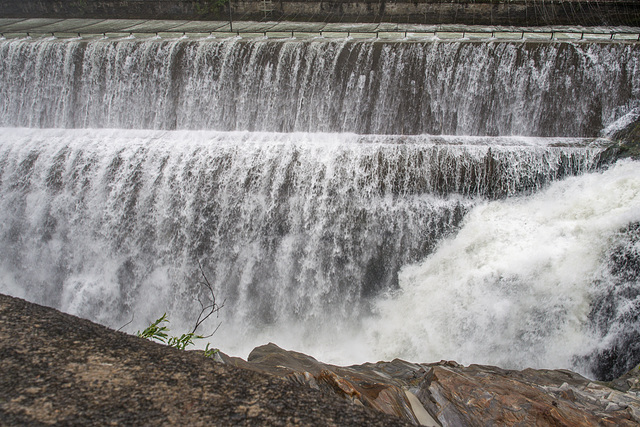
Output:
136,313,169,343
204,343,220,358
167,332,200,350
135,261,225,356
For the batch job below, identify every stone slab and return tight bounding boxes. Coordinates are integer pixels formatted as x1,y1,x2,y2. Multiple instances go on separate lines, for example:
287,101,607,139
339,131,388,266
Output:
0,18,64,32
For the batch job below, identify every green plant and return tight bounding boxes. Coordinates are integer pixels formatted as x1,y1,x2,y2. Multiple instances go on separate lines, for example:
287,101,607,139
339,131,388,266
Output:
195,0,230,16
136,314,219,356
136,261,224,358
136,313,170,343
204,343,220,358
167,332,197,350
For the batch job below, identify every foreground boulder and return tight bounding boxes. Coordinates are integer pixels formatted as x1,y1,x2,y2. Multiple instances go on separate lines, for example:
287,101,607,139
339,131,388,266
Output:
0,293,410,426
220,343,640,426
3,292,640,426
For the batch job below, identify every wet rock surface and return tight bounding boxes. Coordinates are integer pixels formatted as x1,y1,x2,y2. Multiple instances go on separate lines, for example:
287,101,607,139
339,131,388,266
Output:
0,294,410,426
599,110,640,164
221,343,640,426
418,363,640,426
220,344,439,426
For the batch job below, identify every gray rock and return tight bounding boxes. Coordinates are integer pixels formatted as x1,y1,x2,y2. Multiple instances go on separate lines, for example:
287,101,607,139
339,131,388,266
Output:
0,293,411,426
598,109,640,164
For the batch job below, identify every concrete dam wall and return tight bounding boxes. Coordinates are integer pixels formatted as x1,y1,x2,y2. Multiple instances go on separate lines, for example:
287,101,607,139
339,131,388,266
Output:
1,0,639,26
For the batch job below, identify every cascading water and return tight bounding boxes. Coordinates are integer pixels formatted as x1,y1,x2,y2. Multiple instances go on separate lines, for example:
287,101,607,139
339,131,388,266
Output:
0,32,638,378
1,37,638,135
371,160,640,379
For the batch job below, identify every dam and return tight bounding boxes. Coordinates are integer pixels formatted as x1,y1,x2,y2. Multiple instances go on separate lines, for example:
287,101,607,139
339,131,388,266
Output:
0,18,639,380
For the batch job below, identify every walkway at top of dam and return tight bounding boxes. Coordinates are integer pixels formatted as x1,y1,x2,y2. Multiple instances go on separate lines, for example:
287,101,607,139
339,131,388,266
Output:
1,18,639,42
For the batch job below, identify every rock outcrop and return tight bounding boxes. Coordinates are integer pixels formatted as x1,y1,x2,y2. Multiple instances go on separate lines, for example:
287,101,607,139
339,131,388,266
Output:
0,293,411,426
220,344,439,426
598,109,640,164
418,363,640,426
220,343,640,426
3,292,640,426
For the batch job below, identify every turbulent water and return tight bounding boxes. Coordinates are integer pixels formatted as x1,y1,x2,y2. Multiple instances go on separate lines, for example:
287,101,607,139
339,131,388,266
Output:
0,33,639,379
372,160,640,377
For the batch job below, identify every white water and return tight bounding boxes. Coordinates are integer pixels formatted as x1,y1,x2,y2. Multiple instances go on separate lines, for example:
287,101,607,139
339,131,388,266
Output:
1,34,639,378
1,37,639,136
371,160,640,376
0,128,603,364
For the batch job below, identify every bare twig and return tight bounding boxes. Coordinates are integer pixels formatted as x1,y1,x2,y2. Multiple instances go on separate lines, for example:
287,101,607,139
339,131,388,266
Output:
191,259,226,337
117,313,135,332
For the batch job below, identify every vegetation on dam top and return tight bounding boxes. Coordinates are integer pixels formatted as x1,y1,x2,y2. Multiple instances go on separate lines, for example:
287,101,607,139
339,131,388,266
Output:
1,0,639,26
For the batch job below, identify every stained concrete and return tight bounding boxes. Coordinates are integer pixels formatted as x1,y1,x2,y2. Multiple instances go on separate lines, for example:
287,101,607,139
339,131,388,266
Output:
0,0,639,26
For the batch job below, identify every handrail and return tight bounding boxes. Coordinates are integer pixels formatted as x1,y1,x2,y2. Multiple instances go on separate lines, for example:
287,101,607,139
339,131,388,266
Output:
3,29,639,42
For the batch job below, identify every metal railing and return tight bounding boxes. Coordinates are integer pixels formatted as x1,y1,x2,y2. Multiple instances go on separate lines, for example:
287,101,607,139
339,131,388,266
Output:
2,28,639,42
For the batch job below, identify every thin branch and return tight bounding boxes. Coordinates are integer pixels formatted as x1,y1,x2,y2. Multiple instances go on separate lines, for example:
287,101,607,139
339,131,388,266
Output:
117,313,135,332
191,260,225,335
199,321,223,339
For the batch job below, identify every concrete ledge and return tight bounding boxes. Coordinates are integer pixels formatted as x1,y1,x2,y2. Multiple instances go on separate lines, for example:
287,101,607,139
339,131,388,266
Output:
1,18,639,42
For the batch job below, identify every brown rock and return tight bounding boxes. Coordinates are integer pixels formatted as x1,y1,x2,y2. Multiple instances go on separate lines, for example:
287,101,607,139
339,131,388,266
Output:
4,292,640,427
220,344,640,426
417,363,640,426
221,343,435,425
0,293,412,426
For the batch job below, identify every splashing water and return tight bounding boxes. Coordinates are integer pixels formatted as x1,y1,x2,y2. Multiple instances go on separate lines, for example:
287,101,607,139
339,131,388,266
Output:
0,33,639,377
0,128,604,365
370,160,640,377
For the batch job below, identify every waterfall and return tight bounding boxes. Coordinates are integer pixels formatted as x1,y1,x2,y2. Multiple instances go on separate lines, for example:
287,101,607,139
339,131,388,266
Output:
0,33,638,378
1,37,638,135
371,160,640,379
